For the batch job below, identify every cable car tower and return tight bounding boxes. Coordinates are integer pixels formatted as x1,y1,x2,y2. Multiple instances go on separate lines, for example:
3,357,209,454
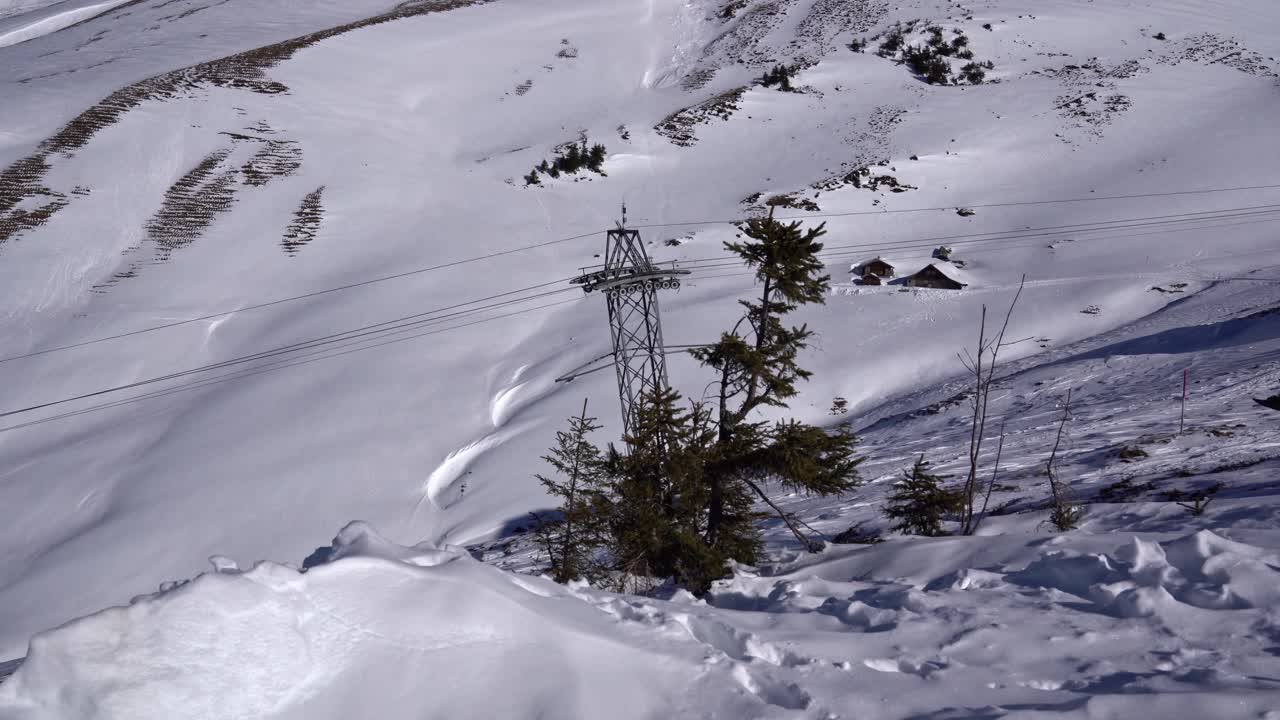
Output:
568,206,689,436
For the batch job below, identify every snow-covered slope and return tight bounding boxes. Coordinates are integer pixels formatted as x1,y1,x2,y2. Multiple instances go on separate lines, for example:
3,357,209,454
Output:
4,520,1280,719
0,523,776,719
0,0,138,49
0,0,1278,708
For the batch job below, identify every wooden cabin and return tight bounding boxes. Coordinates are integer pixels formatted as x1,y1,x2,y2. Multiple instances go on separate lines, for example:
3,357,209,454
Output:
853,257,895,279
859,274,883,286
905,264,966,290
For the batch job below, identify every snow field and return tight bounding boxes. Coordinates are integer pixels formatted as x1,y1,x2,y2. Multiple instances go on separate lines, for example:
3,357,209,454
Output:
0,0,1279,715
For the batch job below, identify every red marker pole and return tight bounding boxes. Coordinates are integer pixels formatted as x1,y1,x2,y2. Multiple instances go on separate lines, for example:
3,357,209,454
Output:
1179,368,1188,434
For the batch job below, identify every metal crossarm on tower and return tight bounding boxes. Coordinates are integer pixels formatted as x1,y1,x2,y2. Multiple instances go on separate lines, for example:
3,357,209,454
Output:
570,210,689,437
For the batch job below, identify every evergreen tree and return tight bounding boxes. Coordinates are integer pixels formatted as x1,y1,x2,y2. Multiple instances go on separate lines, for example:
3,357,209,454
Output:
692,212,862,565
534,400,607,582
878,29,906,57
883,455,962,536
903,44,952,84
587,143,607,172
603,388,719,588
760,64,795,91
538,214,862,595
960,62,986,84
562,142,582,172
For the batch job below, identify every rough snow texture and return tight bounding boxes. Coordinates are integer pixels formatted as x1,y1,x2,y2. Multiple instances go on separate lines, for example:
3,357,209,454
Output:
0,524,764,719
1,0,1279,715
4,523,1280,719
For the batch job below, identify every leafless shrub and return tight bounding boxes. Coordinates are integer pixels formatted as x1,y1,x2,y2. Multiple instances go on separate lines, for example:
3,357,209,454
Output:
958,276,1025,534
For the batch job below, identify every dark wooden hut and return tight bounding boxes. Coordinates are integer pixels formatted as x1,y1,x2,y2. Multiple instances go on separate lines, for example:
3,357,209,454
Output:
905,264,966,290
854,257,895,278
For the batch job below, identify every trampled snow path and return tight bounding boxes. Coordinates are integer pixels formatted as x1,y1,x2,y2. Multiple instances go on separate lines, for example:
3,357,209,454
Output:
0,0,1279,713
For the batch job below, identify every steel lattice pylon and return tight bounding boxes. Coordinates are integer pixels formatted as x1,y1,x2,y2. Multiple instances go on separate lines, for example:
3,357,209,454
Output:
571,215,689,437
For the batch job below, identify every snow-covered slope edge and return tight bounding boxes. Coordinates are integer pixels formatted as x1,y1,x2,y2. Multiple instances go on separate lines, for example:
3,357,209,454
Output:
0,522,775,720
0,0,141,49
3,522,1280,719
1,0,1279,673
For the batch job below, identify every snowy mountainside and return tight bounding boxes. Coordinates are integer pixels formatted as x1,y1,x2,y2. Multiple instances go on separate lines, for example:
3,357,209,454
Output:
0,0,1278,705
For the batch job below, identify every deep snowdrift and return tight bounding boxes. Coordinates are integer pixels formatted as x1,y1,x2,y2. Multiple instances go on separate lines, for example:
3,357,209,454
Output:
4,522,1280,719
0,523,765,720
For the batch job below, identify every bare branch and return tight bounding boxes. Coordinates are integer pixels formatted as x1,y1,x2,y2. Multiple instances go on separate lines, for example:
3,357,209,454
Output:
961,305,987,533
971,419,1006,535
1046,388,1073,495
1043,388,1082,532
960,277,1026,535
741,476,818,550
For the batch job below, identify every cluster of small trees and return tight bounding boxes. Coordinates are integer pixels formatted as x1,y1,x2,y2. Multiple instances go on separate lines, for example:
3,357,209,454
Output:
869,24,995,85
524,141,607,186
534,214,863,593
759,64,799,91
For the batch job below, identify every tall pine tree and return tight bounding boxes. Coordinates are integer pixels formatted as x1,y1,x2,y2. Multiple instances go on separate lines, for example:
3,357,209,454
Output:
692,211,862,570
537,213,862,594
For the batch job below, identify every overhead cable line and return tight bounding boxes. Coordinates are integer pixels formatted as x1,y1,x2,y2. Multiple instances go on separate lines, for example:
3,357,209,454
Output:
675,205,1280,271
0,298,582,435
6,205,1275,419
627,182,1280,231
0,283,576,420
679,215,1280,283
6,201,1280,432
7,203,1277,421
0,236,596,365
5,183,1276,365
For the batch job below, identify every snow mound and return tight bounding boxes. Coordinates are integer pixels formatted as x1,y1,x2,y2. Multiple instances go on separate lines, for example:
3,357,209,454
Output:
0,524,760,720
1009,530,1280,617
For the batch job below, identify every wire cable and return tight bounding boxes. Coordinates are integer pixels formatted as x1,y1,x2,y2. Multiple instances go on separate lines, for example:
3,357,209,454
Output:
0,283,576,420
4,183,1276,365
0,298,583,434
0,237,594,365
633,182,1280,230
11,204,1276,421
673,205,1280,272
5,192,1279,428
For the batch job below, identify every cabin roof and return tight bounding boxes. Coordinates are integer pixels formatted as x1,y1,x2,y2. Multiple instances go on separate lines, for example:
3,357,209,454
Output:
911,263,968,286
853,256,895,272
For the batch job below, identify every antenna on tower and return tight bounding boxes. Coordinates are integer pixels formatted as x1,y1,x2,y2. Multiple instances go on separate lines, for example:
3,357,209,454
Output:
568,207,689,438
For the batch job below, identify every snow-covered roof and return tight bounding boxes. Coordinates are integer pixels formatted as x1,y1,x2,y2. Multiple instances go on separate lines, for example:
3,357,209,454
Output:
906,262,970,287
858,256,894,267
